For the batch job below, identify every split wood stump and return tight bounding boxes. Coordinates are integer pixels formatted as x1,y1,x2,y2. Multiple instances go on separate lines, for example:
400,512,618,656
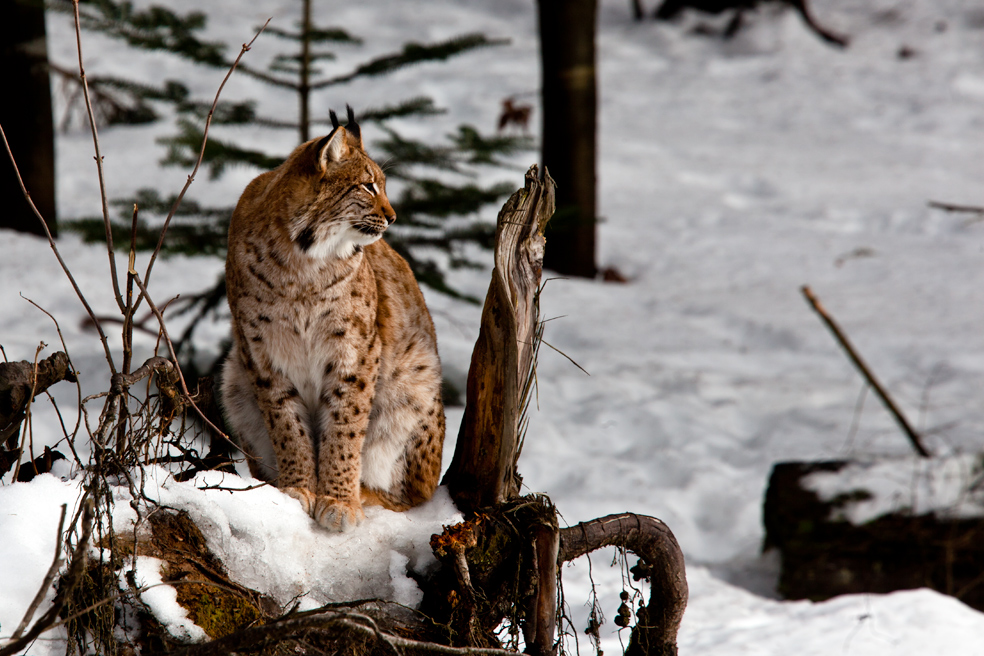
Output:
437,165,688,656
765,460,984,612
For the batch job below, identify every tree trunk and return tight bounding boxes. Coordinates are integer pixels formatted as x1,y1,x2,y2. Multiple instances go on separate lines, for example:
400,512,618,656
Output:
1,0,57,237
537,0,597,278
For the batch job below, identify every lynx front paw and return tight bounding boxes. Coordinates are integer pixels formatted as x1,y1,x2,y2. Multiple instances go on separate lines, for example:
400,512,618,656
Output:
283,486,317,514
312,495,365,532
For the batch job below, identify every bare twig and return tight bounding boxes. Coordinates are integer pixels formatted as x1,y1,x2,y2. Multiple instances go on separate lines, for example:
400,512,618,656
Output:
122,203,140,376
197,480,272,493
0,123,117,373
138,19,271,302
71,0,125,314
9,504,68,641
801,286,931,458
12,343,46,481
129,272,237,449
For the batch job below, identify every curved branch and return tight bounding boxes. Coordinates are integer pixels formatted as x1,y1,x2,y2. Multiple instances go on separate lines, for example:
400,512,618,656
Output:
559,513,687,656
0,124,118,373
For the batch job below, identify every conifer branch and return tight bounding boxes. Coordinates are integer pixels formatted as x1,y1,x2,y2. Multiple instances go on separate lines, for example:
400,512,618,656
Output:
309,34,508,89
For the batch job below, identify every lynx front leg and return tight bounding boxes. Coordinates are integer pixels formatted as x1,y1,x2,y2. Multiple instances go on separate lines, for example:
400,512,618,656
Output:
314,351,380,532
242,357,319,511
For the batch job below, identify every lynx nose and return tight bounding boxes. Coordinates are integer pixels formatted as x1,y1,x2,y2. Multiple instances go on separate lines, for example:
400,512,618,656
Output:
385,210,396,226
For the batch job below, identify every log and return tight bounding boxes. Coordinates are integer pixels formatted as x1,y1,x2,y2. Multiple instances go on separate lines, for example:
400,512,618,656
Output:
764,460,984,611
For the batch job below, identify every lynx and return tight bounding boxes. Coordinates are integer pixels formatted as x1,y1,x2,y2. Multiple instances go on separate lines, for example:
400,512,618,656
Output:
220,107,445,532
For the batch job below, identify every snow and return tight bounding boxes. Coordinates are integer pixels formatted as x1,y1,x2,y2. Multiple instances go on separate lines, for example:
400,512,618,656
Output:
3,0,984,654
111,467,460,609
802,453,984,524
125,556,209,643
0,475,81,652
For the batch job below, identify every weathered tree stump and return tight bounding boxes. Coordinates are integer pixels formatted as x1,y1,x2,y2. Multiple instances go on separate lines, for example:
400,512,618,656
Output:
765,459,984,611
439,166,687,655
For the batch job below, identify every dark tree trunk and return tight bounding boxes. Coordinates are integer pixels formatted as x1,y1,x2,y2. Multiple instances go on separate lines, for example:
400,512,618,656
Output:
1,0,57,237
537,0,597,278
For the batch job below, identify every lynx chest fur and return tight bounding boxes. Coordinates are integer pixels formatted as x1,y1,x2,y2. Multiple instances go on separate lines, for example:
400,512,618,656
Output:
220,109,445,531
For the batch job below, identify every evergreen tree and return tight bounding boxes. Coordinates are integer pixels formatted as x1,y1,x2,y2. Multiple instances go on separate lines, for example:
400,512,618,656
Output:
55,0,530,364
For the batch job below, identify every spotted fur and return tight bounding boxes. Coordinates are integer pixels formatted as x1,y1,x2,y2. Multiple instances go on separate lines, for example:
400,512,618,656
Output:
220,111,445,532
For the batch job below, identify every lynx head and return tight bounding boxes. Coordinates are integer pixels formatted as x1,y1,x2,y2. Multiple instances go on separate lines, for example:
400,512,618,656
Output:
282,106,396,260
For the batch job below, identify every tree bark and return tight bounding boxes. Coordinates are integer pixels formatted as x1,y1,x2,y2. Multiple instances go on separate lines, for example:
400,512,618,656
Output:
537,0,597,278
443,166,555,511
1,0,57,237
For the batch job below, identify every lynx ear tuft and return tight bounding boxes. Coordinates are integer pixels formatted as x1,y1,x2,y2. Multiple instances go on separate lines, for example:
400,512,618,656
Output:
345,105,361,141
317,128,349,168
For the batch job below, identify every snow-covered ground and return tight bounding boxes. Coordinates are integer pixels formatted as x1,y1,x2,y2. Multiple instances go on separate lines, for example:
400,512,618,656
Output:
3,0,984,653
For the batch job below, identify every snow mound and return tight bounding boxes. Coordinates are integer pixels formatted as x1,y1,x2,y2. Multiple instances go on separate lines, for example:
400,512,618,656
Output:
680,565,984,655
111,467,463,610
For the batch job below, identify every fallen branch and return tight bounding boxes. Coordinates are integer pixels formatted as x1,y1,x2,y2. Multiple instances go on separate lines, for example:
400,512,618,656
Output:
927,200,984,215
801,285,931,458
558,513,688,656
169,609,518,656
0,351,77,444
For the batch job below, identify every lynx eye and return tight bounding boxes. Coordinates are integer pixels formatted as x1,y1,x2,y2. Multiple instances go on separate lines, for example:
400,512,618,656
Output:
361,182,377,195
